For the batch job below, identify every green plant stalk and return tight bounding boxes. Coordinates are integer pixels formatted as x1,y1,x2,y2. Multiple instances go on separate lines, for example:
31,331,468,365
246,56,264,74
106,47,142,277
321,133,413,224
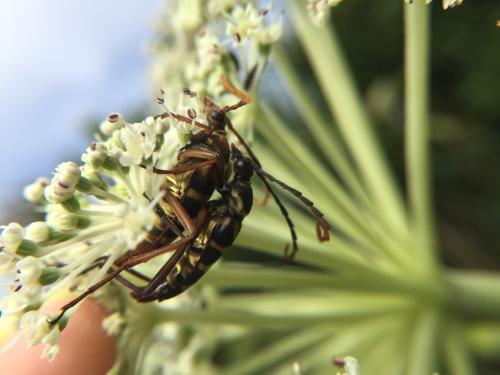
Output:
290,0,408,238
289,316,403,375
220,328,332,375
154,307,400,328
272,46,415,265
272,45,372,208
358,317,409,375
467,322,500,361
443,319,476,375
257,105,415,269
405,0,437,271
406,309,440,375
446,270,500,318
205,265,447,304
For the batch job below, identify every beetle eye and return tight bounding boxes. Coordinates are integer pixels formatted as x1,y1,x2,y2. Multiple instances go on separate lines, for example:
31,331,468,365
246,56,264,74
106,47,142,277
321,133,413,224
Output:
210,110,224,122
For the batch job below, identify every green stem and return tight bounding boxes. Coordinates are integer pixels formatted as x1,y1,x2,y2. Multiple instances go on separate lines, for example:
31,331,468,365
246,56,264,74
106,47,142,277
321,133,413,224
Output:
467,322,500,361
405,0,436,270
446,270,500,318
272,45,371,207
290,0,408,238
153,306,398,328
205,264,446,304
406,308,440,375
220,328,332,375
257,105,413,269
443,319,476,375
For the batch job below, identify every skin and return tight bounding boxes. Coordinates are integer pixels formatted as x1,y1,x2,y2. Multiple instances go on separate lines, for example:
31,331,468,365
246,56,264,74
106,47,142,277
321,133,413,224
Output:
0,297,116,375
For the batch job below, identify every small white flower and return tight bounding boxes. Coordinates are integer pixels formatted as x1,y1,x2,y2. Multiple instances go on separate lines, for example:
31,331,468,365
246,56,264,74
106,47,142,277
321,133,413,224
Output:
197,30,225,74
17,256,43,287
41,327,61,360
0,293,30,315
1,222,25,252
25,222,51,243
41,343,60,361
173,0,204,32
23,177,49,203
308,0,342,26
256,20,283,45
147,116,170,134
117,197,156,248
100,113,126,135
116,122,157,167
82,142,108,170
20,311,50,346
54,162,81,188
442,0,463,9
334,356,361,375
44,184,67,204
45,162,81,204
0,252,15,276
208,0,235,15
46,206,79,232
226,4,262,41
344,356,361,375
102,312,126,336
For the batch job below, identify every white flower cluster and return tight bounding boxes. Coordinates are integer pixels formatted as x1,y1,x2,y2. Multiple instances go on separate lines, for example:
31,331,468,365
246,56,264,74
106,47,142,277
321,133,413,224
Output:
307,0,342,26
149,0,282,108
20,310,62,360
0,112,192,359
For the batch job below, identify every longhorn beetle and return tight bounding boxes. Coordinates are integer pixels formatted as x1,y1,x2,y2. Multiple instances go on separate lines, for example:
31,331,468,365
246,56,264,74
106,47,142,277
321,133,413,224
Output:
49,77,330,324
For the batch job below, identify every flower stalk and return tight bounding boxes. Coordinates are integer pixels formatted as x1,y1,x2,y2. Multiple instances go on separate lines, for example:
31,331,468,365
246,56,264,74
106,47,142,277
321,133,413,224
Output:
405,0,437,271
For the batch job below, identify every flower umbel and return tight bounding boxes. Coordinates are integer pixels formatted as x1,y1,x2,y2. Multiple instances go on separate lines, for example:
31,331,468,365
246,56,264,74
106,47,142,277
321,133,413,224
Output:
0,112,191,358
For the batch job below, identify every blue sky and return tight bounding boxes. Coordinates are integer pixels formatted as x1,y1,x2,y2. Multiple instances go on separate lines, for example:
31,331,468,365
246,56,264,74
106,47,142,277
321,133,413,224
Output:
0,0,162,223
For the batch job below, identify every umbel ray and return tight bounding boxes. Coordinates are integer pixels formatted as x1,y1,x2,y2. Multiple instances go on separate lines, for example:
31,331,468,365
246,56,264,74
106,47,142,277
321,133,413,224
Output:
49,77,330,325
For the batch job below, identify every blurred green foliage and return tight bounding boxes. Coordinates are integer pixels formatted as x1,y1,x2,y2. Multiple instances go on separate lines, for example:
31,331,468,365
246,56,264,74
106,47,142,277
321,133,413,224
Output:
331,0,500,270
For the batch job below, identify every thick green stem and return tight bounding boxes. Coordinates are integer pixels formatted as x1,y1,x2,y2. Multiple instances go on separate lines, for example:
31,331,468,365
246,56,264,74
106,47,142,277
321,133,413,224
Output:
446,270,500,318
272,45,371,206
405,0,437,270
406,308,440,375
220,328,332,375
443,319,476,375
290,0,408,238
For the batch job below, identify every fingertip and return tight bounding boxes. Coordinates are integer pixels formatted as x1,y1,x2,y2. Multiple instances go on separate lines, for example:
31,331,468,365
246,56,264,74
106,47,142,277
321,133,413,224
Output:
0,298,117,375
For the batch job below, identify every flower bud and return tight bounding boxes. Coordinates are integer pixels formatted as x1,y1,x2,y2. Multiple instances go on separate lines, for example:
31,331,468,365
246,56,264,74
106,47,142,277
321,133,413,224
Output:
44,184,68,204
100,113,125,135
20,310,51,346
153,116,170,134
17,256,43,286
83,143,108,169
23,177,49,203
55,162,81,188
1,222,25,252
25,222,51,243
53,212,78,232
